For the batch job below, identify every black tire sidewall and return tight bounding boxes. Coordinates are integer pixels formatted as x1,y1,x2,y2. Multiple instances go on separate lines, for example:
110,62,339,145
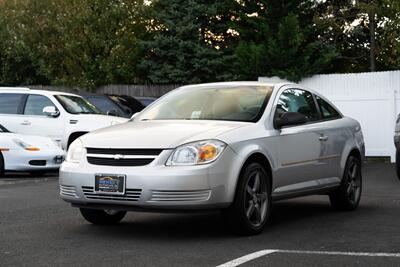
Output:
396,149,400,179
80,208,126,225
330,155,362,210
0,152,4,176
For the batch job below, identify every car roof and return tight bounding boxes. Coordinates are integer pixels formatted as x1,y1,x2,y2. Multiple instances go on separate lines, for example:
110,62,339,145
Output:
178,81,296,90
0,87,80,97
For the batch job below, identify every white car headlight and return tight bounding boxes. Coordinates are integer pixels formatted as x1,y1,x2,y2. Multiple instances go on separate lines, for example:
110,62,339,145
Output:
166,140,226,166
66,139,84,163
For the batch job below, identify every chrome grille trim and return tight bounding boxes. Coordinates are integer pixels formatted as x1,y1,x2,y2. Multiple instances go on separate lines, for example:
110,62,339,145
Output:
86,148,162,156
82,186,142,202
60,185,78,198
150,190,211,202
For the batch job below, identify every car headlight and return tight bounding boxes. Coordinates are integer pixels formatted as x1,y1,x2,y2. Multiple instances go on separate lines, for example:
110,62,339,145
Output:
66,139,84,163
13,139,40,151
166,140,226,166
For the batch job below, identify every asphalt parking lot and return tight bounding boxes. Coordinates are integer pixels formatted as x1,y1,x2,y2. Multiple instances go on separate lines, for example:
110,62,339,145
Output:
1,162,400,267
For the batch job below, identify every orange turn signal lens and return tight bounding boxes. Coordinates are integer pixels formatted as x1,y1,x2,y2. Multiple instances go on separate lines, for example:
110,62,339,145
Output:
198,144,217,161
25,146,40,151
0,148,10,151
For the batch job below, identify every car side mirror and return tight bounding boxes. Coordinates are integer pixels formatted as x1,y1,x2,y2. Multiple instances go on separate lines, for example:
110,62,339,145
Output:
274,112,307,129
43,106,60,118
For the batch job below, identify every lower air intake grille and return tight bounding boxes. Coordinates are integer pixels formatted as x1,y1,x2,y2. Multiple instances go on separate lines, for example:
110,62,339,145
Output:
82,186,141,202
60,185,78,198
150,190,211,202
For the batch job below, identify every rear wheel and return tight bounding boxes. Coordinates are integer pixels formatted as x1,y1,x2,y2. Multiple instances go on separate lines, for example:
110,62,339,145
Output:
222,162,271,235
80,208,127,225
0,152,4,177
329,156,362,211
396,149,400,180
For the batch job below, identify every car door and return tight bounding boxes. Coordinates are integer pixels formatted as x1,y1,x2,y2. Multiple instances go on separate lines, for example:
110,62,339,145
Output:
0,93,26,132
19,94,65,143
271,88,328,195
314,94,346,179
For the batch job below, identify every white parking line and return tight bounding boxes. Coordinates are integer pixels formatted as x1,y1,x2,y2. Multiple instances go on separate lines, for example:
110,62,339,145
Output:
217,249,400,267
216,250,278,267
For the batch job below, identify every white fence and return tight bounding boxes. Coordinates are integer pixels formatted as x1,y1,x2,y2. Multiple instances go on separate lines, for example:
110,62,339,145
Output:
260,71,400,162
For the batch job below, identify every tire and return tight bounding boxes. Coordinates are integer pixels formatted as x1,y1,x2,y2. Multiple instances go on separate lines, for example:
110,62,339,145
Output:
396,149,400,180
222,162,271,235
29,171,47,177
329,156,362,211
0,152,4,177
80,208,126,225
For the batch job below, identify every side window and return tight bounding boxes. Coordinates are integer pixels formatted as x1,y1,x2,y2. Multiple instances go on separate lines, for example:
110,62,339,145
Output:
86,96,120,114
315,95,341,119
0,93,25,114
275,89,319,122
24,95,57,116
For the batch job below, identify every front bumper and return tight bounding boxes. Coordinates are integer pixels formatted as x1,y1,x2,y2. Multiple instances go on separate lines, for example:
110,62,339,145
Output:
59,147,241,211
3,149,64,171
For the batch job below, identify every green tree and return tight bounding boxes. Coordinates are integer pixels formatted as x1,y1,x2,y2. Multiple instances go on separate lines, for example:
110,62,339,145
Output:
0,0,148,89
231,0,338,82
139,0,234,84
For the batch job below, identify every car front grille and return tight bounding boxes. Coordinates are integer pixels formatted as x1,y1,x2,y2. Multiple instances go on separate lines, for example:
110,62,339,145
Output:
60,185,78,198
82,186,142,202
150,190,211,202
86,147,162,167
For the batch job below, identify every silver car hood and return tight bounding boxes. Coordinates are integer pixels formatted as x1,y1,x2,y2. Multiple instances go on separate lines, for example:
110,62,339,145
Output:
80,120,249,149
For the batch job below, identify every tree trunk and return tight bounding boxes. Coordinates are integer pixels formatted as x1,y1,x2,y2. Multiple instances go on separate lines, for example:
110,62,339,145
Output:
369,11,376,72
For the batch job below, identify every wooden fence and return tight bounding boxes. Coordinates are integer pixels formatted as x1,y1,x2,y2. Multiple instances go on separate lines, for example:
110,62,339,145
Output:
30,84,182,97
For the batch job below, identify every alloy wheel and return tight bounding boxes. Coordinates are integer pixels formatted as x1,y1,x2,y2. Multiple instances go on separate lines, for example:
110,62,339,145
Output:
245,169,268,227
345,161,361,204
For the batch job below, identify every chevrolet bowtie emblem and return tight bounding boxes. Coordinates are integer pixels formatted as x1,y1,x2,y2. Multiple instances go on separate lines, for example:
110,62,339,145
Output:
113,154,124,160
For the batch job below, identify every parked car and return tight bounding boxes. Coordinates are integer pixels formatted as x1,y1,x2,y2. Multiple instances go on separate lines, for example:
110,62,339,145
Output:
60,82,364,235
135,96,157,107
80,92,132,118
107,95,145,114
394,115,400,179
0,88,128,150
0,124,64,176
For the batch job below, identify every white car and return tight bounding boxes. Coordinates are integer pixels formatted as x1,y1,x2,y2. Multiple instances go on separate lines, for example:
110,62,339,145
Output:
0,87,128,150
0,124,64,175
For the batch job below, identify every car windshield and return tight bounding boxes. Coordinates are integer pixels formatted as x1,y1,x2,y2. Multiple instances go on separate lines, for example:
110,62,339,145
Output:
0,124,10,133
137,85,273,122
55,95,102,115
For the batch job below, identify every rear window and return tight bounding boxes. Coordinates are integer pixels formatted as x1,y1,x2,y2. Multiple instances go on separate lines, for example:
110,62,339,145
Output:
315,95,341,119
0,93,25,114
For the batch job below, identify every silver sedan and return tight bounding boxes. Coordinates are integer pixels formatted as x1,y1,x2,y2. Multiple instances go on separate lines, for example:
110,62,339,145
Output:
60,82,365,235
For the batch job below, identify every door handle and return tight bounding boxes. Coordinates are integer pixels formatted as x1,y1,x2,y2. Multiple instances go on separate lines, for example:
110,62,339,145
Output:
319,136,328,141
21,121,31,126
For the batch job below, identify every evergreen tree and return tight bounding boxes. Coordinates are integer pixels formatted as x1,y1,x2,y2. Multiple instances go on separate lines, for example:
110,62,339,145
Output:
231,0,338,82
139,0,233,84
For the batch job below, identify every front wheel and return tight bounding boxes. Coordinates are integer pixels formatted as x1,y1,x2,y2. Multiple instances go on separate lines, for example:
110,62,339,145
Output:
80,208,127,225
222,162,271,235
329,156,362,211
